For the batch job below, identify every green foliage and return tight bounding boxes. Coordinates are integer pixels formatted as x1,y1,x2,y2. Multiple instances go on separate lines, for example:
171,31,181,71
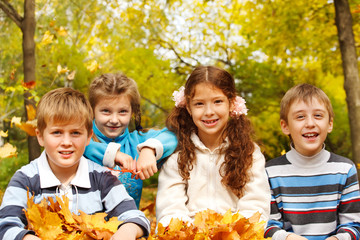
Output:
0,151,28,191
1,0,359,166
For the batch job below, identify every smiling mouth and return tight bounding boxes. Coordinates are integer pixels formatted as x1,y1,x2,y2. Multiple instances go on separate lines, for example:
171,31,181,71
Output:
303,133,319,138
59,151,73,155
202,119,218,125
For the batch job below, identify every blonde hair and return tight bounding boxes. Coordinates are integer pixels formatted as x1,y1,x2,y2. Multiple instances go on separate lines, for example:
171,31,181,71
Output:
36,87,93,135
88,73,142,130
280,83,334,123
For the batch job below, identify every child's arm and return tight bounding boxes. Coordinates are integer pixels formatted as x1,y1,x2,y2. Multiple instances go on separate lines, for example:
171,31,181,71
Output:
135,147,157,180
333,163,360,240
156,152,192,227
84,139,134,170
237,144,270,222
135,128,177,180
23,235,41,240
0,171,36,239
110,222,144,240
99,170,150,237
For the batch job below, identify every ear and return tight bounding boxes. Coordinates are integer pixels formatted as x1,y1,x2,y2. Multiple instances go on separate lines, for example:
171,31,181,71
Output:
86,130,93,146
186,105,191,116
229,98,235,113
35,129,45,147
280,119,290,135
327,117,334,133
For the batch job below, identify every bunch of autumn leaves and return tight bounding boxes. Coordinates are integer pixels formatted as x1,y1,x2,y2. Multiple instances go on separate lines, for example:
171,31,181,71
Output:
25,194,269,240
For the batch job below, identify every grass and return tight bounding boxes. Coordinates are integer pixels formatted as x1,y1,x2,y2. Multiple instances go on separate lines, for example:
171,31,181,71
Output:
0,151,29,205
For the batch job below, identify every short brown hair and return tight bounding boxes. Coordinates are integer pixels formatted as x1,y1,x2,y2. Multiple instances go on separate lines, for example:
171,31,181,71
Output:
36,88,93,135
88,73,142,130
280,83,334,123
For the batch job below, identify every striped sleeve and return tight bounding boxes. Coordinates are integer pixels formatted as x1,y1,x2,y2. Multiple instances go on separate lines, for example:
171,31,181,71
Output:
0,165,37,240
91,164,150,237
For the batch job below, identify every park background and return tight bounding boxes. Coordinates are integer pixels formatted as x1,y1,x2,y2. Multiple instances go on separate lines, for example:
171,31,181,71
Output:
1,0,360,217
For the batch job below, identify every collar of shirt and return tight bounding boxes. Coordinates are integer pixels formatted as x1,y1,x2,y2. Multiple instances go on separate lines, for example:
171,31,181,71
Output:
37,151,91,189
287,144,330,168
190,132,229,153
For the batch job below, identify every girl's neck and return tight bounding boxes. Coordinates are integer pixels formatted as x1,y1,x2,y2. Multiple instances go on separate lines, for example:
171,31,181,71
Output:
197,132,224,151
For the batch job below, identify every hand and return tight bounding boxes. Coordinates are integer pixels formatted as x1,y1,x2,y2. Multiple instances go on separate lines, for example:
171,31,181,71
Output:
23,234,41,240
325,237,339,240
286,233,308,240
135,147,157,180
114,151,134,170
110,222,144,240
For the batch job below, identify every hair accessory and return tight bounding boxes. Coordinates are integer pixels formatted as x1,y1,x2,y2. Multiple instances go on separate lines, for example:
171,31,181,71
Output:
172,86,186,108
230,96,248,118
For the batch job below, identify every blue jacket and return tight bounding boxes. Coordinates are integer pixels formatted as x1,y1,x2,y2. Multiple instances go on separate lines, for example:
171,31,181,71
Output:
84,122,177,207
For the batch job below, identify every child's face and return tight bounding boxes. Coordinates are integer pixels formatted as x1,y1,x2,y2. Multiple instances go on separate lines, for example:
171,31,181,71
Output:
280,98,333,156
187,83,232,149
94,95,132,139
36,120,92,175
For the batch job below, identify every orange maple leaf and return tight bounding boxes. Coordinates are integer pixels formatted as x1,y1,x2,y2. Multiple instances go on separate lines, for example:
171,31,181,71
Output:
24,193,123,239
153,209,269,240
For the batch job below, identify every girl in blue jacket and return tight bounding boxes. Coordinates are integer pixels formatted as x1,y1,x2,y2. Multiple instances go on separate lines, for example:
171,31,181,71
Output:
84,73,177,207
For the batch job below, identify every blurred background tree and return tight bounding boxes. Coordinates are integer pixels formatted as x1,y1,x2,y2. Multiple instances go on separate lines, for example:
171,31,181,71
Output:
0,0,359,175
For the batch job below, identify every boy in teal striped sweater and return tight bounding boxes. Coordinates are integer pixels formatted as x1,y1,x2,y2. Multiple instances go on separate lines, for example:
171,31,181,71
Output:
265,84,360,240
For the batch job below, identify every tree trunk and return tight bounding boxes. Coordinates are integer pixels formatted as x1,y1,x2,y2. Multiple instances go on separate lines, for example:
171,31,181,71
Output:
22,0,41,161
334,0,360,177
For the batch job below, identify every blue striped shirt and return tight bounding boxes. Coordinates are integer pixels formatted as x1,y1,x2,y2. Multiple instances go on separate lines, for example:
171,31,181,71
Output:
265,148,360,240
0,151,150,240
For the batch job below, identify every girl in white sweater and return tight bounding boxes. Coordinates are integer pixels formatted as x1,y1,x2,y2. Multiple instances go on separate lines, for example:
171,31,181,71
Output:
156,65,270,227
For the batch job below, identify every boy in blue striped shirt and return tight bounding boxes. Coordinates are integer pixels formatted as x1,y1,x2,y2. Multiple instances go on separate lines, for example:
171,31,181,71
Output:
0,88,150,240
265,84,360,240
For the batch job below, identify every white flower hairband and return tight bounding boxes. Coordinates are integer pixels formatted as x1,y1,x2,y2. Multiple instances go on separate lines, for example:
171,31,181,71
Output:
172,86,186,108
171,86,248,118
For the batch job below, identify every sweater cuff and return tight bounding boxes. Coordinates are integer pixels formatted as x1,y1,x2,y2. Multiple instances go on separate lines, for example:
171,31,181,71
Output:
272,230,292,240
334,233,351,240
103,142,121,168
137,138,163,160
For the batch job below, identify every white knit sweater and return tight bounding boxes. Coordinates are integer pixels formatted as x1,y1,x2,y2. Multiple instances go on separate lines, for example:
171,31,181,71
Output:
156,133,270,227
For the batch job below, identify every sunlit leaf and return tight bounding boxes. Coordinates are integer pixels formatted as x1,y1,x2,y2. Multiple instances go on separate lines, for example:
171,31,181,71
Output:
67,71,76,80
11,116,22,127
41,30,54,45
0,130,8,137
57,26,68,37
0,143,17,158
86,60,100,73
25,194,123,239
57,64,69,74
22,81,36,89
26,104,37,121
152,210,269,240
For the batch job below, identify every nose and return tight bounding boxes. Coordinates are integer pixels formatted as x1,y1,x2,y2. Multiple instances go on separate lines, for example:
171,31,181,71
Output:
61,133,72,146
109,113,119,124
204,103,214,116
305,116,315,128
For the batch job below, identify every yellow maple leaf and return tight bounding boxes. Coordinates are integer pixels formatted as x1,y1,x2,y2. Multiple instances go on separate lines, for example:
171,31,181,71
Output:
86,60,100,73
11,116,21,127
26,104,37,121
11,116,37,136
25,194,123,239
0,130,8,137
57,26,68,37
57,64,70,74
153,210,269,240
0,143,17,158
41,30,54,45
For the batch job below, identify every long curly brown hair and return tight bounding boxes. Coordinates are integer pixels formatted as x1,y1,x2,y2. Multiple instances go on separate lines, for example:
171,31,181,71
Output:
166,66,255,198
